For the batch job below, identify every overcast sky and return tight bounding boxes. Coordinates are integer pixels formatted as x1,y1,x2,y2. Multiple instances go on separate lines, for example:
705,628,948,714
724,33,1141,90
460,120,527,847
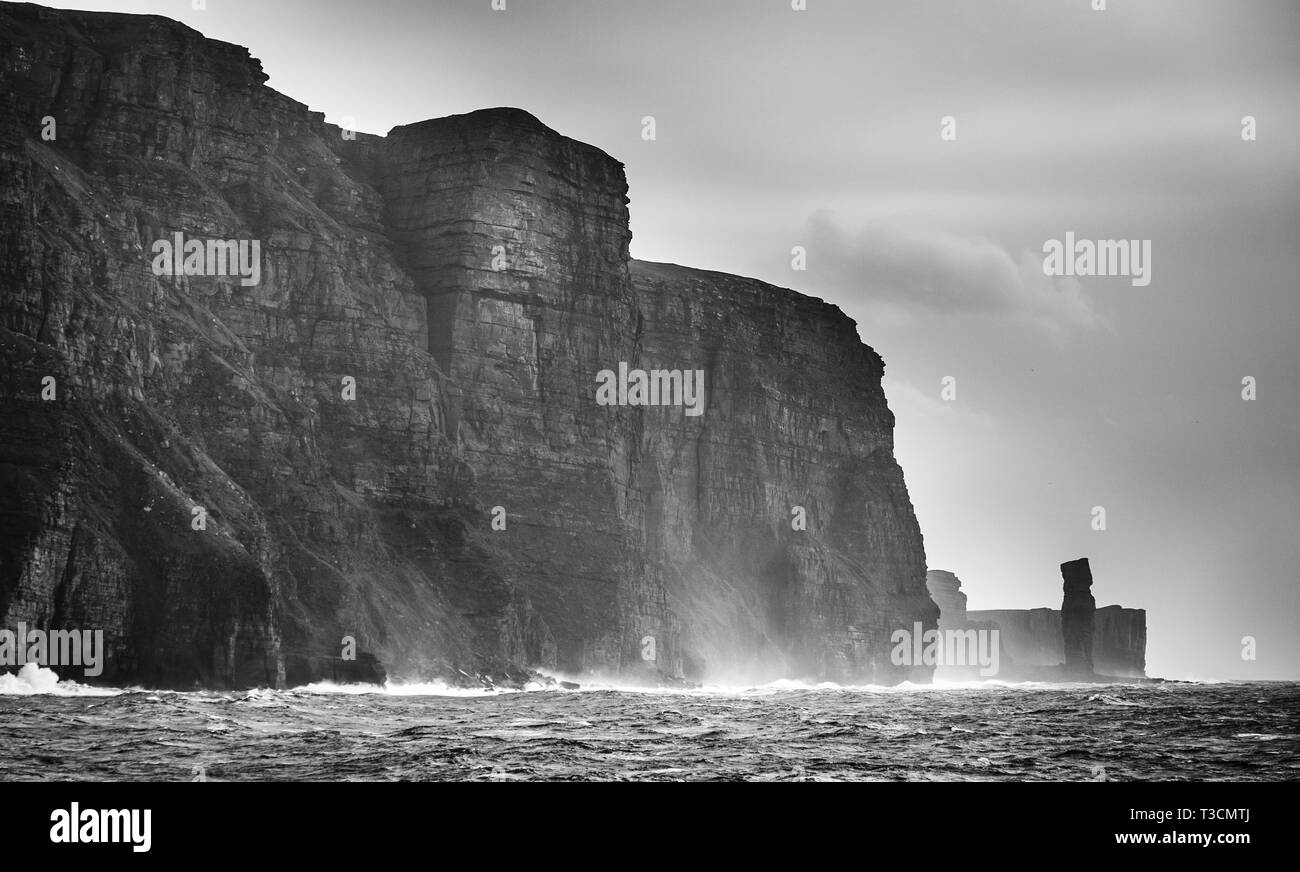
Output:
49,0,1299,679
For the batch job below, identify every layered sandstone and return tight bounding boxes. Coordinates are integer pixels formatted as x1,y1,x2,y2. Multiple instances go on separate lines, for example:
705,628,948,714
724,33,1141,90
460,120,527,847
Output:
0,2,932,688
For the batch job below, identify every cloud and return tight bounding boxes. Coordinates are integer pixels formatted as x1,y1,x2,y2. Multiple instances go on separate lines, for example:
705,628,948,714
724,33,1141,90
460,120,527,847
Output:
882,376,993,430
804,212,1102,335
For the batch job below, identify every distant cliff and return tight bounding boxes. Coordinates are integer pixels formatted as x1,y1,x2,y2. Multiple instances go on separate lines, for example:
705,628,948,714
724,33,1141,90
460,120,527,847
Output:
966,607,1147,679
0,3,933,688
927,568,1147,679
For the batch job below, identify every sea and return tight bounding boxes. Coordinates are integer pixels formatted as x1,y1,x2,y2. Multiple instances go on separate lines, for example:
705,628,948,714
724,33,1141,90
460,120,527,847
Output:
2,665,1296,781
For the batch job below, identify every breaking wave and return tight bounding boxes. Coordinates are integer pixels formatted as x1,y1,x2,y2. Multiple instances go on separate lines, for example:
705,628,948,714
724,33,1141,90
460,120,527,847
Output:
1,676,1294,780
0,664,124,696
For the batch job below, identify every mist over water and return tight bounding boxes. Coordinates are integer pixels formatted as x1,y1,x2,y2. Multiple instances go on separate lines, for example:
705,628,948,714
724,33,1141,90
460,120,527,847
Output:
4,667,1295,781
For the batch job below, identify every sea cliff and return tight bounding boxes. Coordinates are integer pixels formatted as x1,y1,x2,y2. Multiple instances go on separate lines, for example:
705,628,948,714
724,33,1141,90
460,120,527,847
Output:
0,2,933,688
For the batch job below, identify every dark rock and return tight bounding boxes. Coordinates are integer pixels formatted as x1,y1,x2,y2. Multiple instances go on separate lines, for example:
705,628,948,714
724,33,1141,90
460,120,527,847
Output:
925,570,967,626
1061,558,1097,677
0,2,933,689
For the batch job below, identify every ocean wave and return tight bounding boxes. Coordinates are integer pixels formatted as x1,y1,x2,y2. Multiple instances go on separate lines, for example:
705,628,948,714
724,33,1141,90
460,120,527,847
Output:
0,669,1202,699
546,676,1140,696
2,679,1295,781
1088,693,1143,706
0,664,124,696
293,679,538,697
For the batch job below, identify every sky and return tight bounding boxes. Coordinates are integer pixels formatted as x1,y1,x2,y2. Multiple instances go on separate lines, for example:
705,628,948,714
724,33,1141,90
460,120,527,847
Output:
44,0,1299,680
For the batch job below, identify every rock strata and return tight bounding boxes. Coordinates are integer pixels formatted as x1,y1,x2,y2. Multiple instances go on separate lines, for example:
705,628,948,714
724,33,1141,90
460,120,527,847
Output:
0,2,933,688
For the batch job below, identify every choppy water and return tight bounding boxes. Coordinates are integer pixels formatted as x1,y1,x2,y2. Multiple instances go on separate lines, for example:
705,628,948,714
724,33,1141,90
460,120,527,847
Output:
2,666,1296,781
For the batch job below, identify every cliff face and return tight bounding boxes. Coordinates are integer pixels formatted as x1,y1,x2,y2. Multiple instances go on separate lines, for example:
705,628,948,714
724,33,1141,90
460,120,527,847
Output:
964,609,1147,678
375,109,655,679
0,3,932,688
632,262,934,683
0,3,437,687
1092,605,1147,678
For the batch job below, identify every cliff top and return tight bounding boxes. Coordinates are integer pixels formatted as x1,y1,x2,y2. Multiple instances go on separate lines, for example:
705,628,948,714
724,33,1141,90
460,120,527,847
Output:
387,106,626,169
2,2,265,75
632,259,875,356
3,0,874,361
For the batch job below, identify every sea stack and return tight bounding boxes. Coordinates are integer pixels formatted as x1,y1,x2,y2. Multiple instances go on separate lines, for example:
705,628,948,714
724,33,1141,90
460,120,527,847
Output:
1060,558,1097,677
925,570,968,628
